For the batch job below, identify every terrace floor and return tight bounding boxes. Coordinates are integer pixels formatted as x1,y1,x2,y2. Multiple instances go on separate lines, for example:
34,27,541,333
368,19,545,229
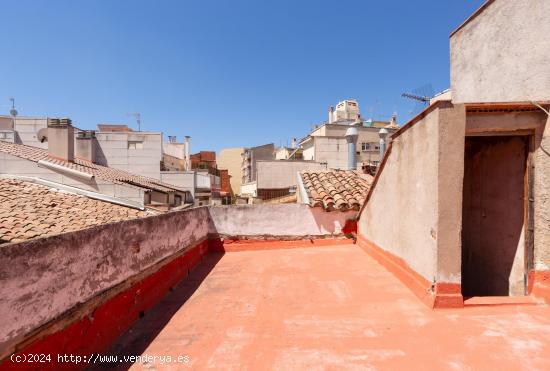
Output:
95,244,550,370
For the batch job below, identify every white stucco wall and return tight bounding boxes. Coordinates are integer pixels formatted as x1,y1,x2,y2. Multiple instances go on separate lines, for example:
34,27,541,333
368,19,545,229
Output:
95,132,162,180
450,0,550,103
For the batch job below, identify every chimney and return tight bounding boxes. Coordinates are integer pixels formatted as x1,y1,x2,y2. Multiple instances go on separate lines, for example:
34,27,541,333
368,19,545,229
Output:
291,137,297,149
47,118,74,162
328,106,334,123
75,130,96,162
345,126,359,170
184,136,191,171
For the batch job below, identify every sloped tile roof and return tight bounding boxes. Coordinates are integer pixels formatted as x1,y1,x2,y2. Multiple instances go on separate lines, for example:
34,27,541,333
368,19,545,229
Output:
0,178,154,245
0,141,186,193
300,170,373,211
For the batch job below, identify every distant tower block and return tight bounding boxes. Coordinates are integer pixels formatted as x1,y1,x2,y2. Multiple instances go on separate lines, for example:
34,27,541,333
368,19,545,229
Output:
330,99,360,123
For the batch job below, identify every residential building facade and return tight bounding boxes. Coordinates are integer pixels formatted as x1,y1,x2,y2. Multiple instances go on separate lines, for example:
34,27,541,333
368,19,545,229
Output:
240,159,327,200
218,147,244,197
241,143,275,184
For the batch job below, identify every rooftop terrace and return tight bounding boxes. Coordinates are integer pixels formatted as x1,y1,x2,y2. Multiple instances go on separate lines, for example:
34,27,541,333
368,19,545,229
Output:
97,244,550,370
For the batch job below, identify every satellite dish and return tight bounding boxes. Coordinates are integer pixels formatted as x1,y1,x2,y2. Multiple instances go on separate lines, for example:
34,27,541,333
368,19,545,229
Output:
37,128,48,143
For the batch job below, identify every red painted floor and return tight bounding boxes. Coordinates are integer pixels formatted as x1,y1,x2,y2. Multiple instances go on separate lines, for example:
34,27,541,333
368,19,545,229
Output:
94,245,550,370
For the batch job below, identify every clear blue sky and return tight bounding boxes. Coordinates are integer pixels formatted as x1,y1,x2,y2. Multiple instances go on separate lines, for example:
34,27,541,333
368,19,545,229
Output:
1,0,484,152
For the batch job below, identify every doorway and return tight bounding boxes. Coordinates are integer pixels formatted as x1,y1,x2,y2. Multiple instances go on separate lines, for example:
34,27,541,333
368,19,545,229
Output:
461,135,529,297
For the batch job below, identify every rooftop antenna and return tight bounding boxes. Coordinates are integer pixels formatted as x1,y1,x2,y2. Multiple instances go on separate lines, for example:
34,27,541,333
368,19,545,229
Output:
401,84,434,114
9,97,17,117
127,112,141,131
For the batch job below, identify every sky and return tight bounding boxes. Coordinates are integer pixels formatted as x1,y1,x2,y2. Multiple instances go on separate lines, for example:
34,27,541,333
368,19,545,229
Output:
0,0,485,152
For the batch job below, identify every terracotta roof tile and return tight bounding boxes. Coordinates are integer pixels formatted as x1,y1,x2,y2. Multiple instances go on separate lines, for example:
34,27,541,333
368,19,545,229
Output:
0,141,186,194
300,170,373,212
0,178,154,245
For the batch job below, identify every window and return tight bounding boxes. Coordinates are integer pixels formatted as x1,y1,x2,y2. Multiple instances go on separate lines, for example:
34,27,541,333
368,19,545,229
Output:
362,142,380,152
128,141,144,149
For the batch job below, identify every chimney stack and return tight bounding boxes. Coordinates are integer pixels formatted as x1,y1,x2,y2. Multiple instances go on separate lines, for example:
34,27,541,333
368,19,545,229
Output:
291,137,297,149
47,118,74,162
184,136,191,171
328,106,334,123
345,126,359,170
75,130,96,162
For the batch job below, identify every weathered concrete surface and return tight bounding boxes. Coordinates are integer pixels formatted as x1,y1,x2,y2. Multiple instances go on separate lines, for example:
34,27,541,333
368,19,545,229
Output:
535,115,550,270
451,0,550,103
0,206,214,355
436,103,465,284
209,204,357,238
359,102,465,284
97,245,550,370
359,106,438,282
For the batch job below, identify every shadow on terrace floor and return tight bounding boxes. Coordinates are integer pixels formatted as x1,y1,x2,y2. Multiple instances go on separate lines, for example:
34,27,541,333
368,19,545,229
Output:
88,252,224,371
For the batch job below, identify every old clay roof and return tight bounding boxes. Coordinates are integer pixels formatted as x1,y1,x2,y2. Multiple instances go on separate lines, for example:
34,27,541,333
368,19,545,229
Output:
299,170,373,211
0,140,186,194
0,178,154,245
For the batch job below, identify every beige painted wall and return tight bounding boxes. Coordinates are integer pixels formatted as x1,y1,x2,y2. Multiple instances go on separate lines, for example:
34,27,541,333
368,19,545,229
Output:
218,147,244,195
358,103,465,283
450,0,550,103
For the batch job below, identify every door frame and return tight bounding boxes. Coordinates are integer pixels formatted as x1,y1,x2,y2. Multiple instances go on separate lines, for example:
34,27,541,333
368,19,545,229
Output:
463,130,535,295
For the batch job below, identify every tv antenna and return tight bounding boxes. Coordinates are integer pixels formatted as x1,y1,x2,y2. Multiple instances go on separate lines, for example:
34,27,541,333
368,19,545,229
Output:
401,84,434,114
9,97,17,117
127,112,141,131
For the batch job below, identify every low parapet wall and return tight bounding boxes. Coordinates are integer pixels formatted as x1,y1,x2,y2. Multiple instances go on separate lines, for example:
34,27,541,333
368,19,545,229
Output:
0,206,214,362
209,204,356,239
0,204,353,367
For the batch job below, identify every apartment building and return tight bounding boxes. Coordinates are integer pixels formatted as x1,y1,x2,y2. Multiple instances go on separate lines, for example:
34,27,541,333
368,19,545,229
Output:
240,159,327,200
241,143,275,184
0,119,191,210
218,147,244,196
300,103,398,170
